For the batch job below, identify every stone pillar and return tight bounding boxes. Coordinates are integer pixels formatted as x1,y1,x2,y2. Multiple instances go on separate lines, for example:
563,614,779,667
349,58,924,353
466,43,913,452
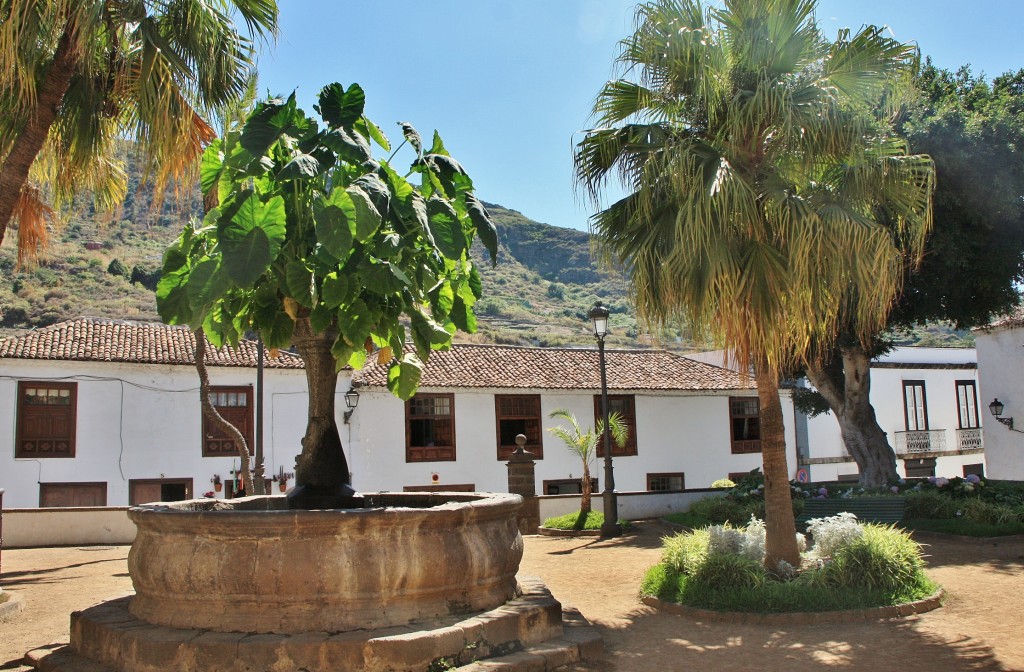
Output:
507,435,540,535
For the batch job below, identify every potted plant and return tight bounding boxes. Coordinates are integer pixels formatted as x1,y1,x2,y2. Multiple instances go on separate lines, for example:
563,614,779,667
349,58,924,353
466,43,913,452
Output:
211,475,222,493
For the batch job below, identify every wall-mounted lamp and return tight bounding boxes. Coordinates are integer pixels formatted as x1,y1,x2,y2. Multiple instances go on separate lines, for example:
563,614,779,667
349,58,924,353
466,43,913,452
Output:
988,398,1014,430
343,387,360,424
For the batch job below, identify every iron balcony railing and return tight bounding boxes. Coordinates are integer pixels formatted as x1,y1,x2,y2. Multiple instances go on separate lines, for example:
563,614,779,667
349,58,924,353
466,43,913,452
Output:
955,427,983,452
893,429,946,455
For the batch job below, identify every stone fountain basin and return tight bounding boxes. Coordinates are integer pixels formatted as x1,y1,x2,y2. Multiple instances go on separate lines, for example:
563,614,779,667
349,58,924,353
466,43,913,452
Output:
127,492,524,634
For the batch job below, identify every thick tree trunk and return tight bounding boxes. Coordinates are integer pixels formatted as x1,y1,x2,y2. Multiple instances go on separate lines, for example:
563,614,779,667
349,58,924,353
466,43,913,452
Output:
580,461,592,514
806,344,899,487
755,363,800,569
290,318,353,504
194,330,260,495
0,27,77,248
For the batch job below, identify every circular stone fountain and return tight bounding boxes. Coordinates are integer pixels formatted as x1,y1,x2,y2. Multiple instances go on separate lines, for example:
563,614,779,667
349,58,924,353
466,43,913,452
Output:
28,492,603,672
128,492,523,633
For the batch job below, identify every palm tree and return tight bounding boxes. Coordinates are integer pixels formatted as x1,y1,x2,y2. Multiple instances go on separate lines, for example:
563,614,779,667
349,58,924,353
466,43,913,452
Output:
548,409,628,516
0,0,278,263
575,0,933,568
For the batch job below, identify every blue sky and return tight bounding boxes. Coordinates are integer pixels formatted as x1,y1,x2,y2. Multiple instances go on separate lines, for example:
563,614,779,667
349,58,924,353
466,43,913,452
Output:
257,1,1024,232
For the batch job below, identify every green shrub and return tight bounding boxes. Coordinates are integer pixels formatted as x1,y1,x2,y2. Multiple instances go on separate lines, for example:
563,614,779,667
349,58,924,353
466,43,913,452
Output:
903,518,1024,537
823,525,923,592
661,528,709,574
692,552,764,590
904,490,958,519
687,495,755,525
961,499,1020,525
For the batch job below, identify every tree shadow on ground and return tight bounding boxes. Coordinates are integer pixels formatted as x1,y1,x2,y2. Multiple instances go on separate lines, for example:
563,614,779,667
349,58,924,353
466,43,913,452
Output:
913,536,1024,572
591,606,1006,671
1,558,124,585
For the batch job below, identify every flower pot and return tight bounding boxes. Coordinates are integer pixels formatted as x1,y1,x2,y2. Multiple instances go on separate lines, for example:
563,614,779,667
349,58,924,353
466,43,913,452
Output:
213,483,222,493
278,482,288,492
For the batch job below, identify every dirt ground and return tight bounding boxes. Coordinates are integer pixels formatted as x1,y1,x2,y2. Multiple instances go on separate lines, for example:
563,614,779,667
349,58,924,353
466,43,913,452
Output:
1,521,1023,671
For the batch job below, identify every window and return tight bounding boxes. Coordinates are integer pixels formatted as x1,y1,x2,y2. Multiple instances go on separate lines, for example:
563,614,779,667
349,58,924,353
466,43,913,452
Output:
495,395,543,459
129,479,193,506
592,395,638,456
203,386,254,457
16,381,77,458
39,482,106,507
406,394,456,462
903,381,928,431
956,381,979,429
729,397,761,454
647,473,685,491
904,458,936,479
963,463,984,478
543,478,599,495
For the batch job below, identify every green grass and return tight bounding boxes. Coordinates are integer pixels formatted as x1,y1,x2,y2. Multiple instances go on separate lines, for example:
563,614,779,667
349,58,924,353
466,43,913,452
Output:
543,510,605,530
903,518,1024,537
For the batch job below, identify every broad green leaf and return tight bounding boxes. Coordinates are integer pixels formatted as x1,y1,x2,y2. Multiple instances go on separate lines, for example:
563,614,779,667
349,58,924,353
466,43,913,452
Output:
331,333,354,367
386,353,423,400
352,173,391,214
457,276,478,306
337,298,376,348
221,228,272,287
316,82,365,128
321,271,350,308
466,194,498,265
285,260,314,307
410,311,453,359
186,257,230,308
433,280,455,315
263,311,295,350
240,93,299,157
277,153,321,180
398,122,422,154
449,295,477,333
427,130,449,156
426,197,466,258
313,191,356,259
309,303,334,334
355,116,391,151
346,185,382,241
155,266,192,324
468,265,483,300
322,128,371,164
199,139,224,197
347,347,368,370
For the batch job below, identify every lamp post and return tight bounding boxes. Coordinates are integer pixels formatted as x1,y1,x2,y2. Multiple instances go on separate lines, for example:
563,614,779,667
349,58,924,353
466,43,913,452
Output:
343,387,360,424
589,302,621,538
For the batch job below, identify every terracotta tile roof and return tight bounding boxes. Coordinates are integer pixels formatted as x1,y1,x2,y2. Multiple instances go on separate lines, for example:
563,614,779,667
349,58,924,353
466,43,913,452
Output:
976,304,1024,332
0,317,304,369
354,344,752,391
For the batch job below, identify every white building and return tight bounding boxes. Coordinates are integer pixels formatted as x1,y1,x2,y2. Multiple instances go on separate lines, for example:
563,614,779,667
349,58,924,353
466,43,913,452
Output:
1,318,801,508
974,311,1024,480
802,347,985,481
347,344,797,494
0,318,318,509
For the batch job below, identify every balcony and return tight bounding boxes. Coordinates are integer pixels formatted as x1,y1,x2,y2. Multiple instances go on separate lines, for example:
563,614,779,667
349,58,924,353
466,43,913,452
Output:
893,429,946,455
956,427,983,452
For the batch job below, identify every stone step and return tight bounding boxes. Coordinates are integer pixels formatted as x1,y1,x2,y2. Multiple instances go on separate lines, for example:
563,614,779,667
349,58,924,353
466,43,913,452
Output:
455,608,603,672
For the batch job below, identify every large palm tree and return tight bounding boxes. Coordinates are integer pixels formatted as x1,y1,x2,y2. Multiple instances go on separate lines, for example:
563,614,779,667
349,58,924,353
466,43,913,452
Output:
0,0,278,263
575,0,934,568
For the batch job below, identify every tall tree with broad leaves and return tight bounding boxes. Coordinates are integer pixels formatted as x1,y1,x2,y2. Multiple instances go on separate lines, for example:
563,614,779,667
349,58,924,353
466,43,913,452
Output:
156,83,498,507
0,0,278,264
574,0,933,568
803,62,1024,486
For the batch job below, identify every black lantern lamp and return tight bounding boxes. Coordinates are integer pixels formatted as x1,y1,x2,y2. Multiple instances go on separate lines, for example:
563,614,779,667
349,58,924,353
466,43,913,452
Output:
343,387,360,424
989,398,1014,430
588,301,621,538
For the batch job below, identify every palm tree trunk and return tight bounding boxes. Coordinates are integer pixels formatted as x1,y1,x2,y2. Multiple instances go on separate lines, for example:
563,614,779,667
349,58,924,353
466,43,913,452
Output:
806,344,899,487
0,27,77,247
580,461,592,514
194,329,259,495
755,364,800,569
291,317,352,497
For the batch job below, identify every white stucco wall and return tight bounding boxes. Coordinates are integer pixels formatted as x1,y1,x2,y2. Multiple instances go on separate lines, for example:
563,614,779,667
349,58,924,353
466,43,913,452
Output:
348,386,798,493
2,507,136,547
804,347,985,481
0,359,328,509
975,327,1024,480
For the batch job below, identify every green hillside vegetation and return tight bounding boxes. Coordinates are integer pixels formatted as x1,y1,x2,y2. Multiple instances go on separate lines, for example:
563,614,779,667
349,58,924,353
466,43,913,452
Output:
0,171,970,349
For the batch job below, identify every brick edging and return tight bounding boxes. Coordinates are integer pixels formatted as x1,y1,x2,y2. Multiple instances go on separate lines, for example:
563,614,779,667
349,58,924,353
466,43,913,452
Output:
537,526,602,537
909,530,1024,544
641,589,944,625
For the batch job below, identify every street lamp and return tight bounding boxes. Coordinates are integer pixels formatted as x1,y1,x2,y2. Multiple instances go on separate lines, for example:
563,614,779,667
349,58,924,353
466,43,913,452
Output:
343,387,360,424
588,301,621,538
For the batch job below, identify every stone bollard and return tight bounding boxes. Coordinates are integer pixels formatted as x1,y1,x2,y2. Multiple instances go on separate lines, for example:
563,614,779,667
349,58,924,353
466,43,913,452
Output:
507,435,540,535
